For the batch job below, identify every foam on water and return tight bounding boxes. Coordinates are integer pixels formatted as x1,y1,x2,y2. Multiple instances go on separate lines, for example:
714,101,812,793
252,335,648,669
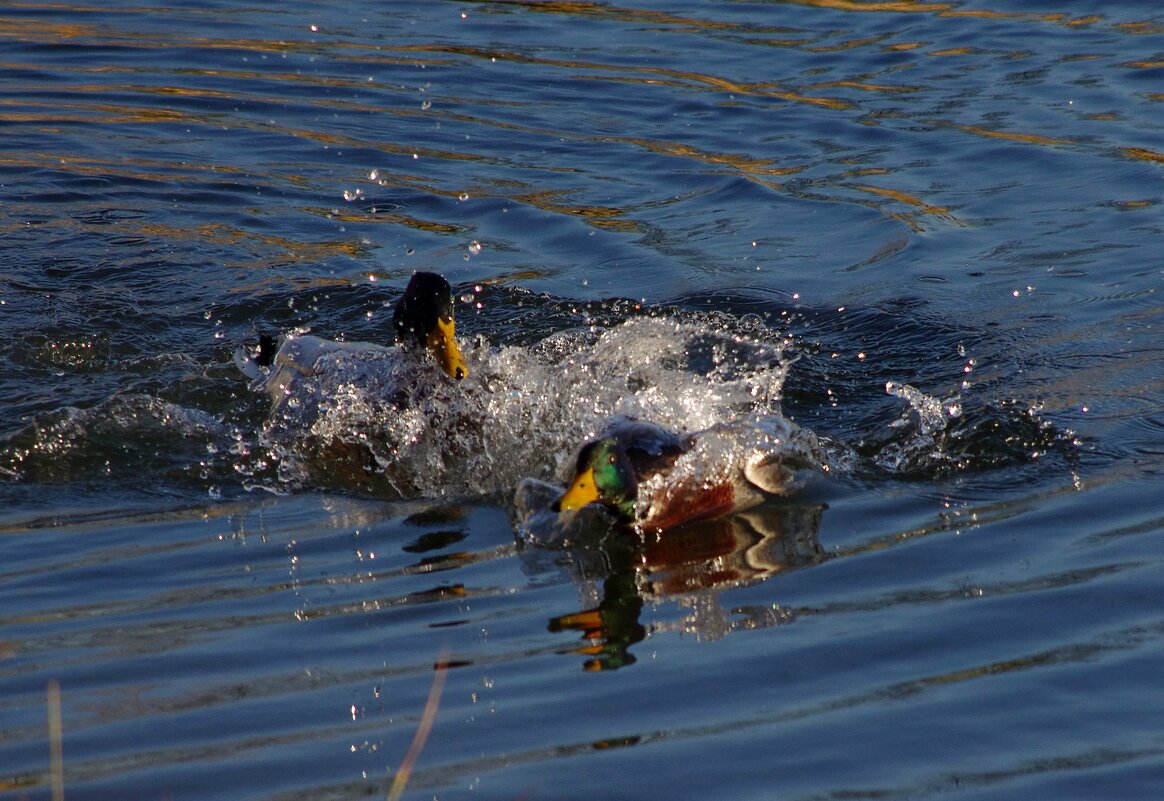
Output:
235,316,801,500
0,394,231,485
868,379,1074,479
0,307,1077,503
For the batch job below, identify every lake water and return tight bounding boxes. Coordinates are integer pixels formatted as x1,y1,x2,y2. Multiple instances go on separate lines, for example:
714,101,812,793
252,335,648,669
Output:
3,2,1164,799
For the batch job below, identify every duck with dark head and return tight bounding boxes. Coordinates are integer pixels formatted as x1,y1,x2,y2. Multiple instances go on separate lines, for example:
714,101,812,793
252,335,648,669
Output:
236,271,471,494
391,271,468,381
241,271,468,385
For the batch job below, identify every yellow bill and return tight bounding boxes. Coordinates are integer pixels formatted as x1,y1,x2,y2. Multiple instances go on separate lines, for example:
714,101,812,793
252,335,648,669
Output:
557,467,599,511
427,316,468,380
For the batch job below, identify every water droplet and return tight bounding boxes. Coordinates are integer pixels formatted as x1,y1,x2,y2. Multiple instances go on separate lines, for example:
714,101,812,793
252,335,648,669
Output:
421,99,432,110
467,240,482,255
368,169,379,182
458,192,470,201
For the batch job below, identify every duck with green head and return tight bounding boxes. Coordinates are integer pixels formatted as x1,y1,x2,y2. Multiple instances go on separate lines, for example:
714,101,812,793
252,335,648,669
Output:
554,417,821,533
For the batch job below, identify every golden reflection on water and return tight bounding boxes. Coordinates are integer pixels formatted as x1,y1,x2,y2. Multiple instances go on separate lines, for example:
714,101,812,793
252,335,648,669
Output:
3,2,1157,247
1115,21,1164,35
510,190,640,232
852,184,958,231
392,42,851,109
1120,147,1164,165
747,1,954,13
941,122,1071,147
805,78,921,94
1122,56,1164,68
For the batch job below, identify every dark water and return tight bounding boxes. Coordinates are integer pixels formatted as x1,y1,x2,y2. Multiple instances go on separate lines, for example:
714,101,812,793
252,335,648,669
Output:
3,2,1164,799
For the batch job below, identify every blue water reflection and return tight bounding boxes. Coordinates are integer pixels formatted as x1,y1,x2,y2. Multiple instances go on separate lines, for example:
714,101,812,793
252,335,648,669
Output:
2,2,1163,799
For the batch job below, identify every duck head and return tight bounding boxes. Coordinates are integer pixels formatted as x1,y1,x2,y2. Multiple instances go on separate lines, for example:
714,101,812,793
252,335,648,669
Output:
555,437,638,521
392,272,468,380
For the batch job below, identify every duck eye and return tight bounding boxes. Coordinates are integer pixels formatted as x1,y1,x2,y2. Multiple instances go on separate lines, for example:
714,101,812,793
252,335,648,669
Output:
608,455,617,465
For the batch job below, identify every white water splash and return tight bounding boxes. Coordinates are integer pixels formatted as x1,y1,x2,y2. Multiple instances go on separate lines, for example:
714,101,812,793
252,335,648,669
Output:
242,317,803,498
877,381,963,472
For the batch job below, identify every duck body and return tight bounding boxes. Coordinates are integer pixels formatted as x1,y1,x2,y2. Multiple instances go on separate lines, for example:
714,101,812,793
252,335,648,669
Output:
234,272,471,494
250,335,432,425
236,271,468,419
556,416,822,533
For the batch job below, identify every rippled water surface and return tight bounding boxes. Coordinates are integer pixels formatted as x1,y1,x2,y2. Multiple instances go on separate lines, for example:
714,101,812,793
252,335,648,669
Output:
3,2,1164,799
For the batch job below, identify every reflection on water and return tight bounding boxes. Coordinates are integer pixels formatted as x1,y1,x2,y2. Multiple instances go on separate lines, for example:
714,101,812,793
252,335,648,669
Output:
547,503,826,670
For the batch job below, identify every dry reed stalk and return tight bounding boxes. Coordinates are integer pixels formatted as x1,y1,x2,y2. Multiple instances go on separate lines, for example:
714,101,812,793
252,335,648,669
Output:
47,679,64,801
386,653,450,801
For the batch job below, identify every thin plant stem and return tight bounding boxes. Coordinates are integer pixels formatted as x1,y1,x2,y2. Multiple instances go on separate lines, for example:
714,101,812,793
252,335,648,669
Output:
47,679,64,801
387,653,450,801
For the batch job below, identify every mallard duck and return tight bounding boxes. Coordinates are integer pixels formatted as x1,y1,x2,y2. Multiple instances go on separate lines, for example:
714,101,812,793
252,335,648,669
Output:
238,271,468,386
233,272,471,493
554,417,822,532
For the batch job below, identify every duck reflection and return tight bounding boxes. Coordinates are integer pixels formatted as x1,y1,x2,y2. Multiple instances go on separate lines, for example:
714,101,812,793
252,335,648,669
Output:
521,486,826,671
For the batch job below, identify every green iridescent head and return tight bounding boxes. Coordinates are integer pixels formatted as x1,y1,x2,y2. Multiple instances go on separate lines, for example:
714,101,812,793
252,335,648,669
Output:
555,437,638,520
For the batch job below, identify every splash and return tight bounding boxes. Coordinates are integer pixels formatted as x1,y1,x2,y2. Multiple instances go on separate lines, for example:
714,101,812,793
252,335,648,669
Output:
239,316,799,499
873,381,962,473
872,380,1071,477
0,394,231,486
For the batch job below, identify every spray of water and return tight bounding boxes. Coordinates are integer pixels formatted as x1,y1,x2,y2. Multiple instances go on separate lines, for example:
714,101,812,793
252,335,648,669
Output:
241,317,801,499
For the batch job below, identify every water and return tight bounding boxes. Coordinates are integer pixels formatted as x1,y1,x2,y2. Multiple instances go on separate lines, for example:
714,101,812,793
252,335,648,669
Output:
2,2,1163,798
